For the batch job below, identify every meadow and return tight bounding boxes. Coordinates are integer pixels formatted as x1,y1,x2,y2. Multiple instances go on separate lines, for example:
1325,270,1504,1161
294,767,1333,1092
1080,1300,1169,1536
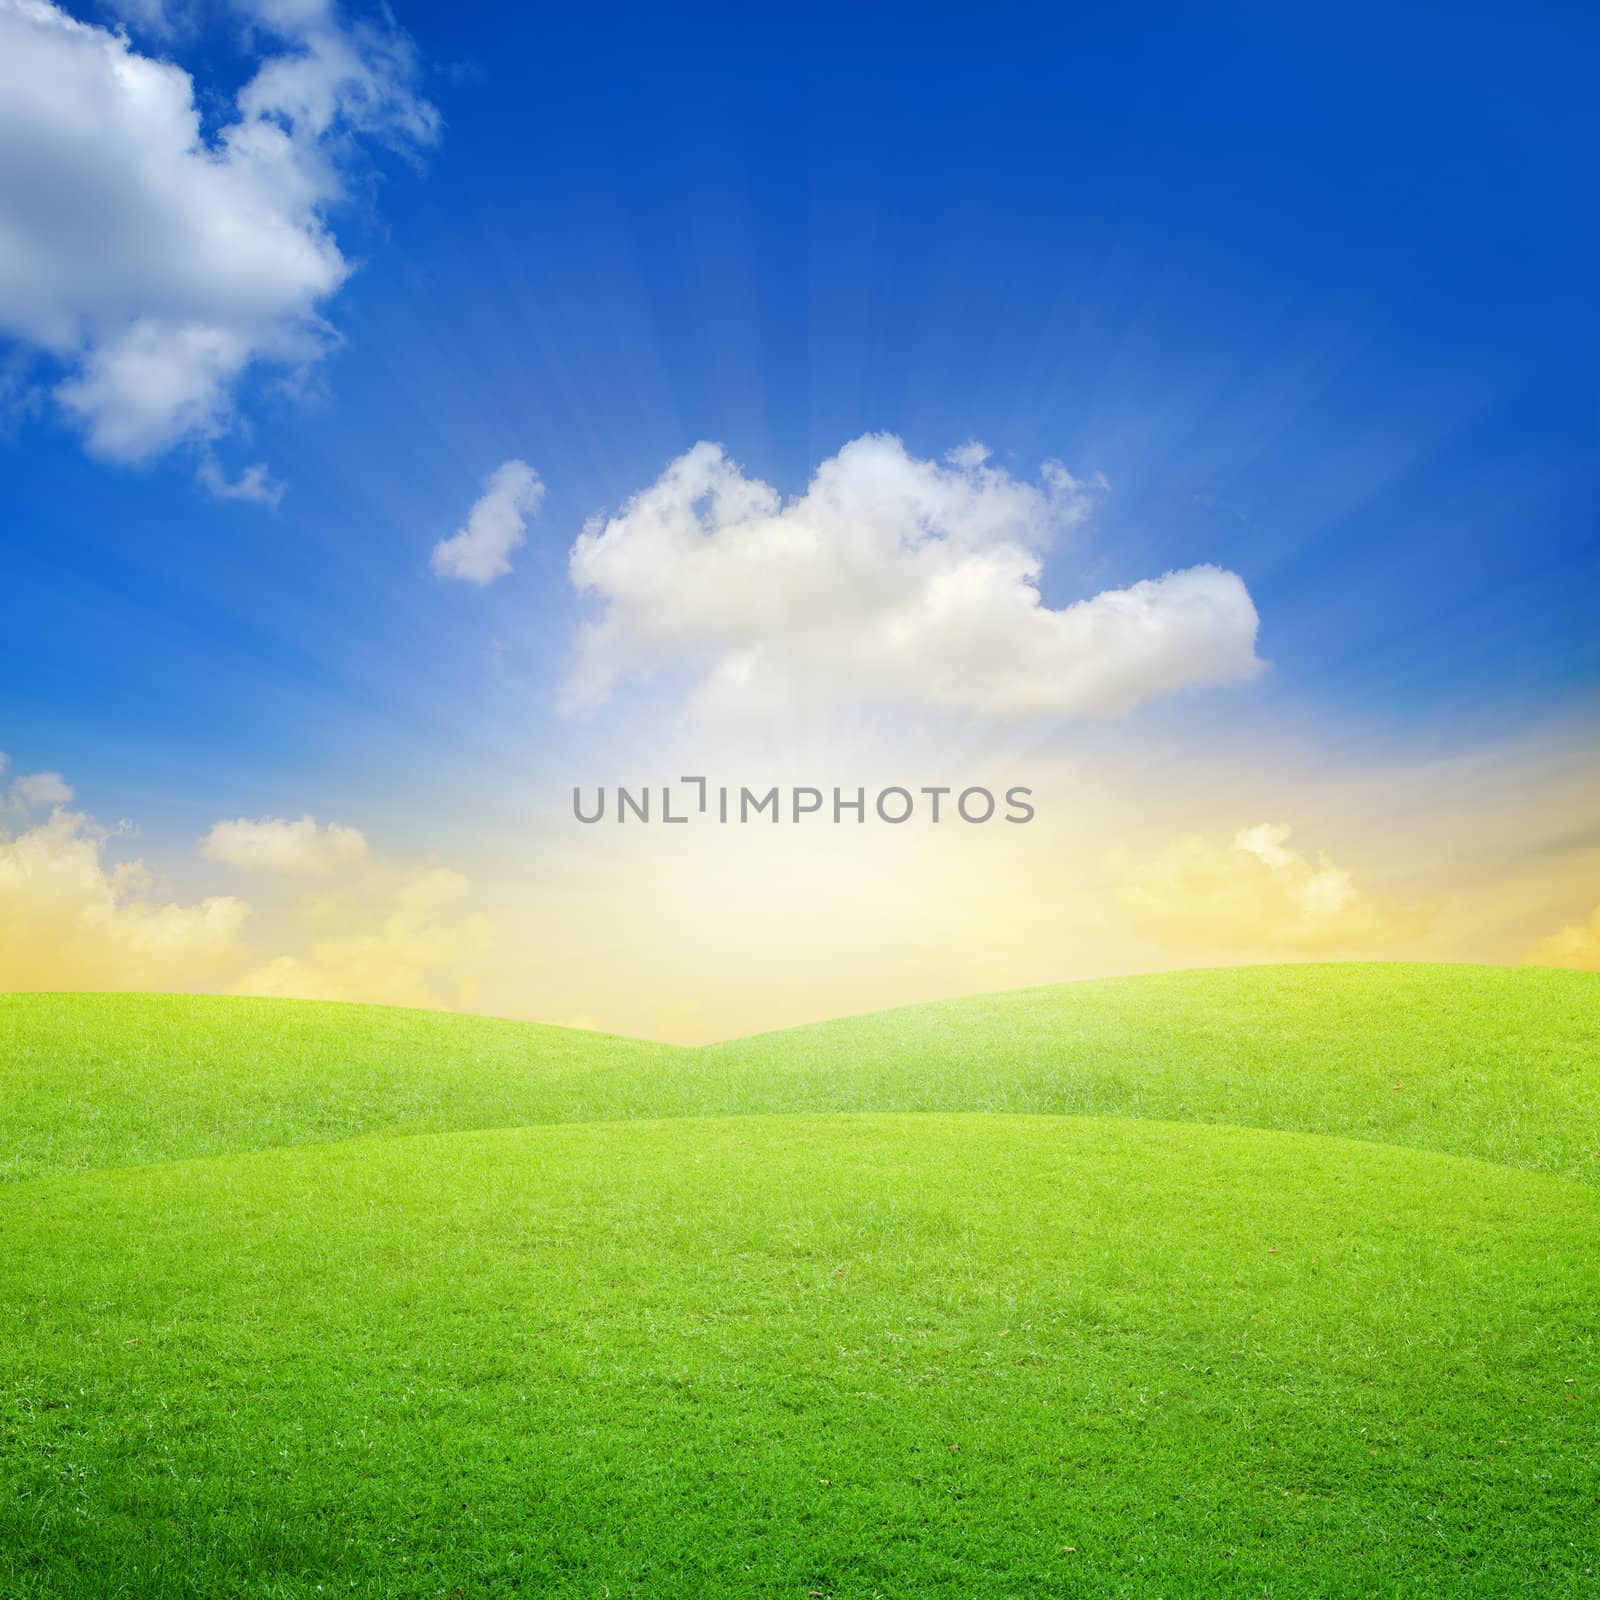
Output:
2,964,1596,1596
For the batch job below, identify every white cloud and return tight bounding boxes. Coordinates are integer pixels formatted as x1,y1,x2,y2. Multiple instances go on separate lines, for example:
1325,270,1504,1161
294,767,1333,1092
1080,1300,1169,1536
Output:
196,454,285,508
564,434,1261,719
1115,821,1429,952
0,0,435,471
9,769,74,810
1524,903,1600,971
0,808,250,989
200,813,369,875
432,459,546,584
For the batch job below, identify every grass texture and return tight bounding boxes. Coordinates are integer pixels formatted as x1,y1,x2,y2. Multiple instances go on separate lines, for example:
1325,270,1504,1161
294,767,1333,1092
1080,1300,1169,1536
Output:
4,963,1598,1184
1,964,1596,1596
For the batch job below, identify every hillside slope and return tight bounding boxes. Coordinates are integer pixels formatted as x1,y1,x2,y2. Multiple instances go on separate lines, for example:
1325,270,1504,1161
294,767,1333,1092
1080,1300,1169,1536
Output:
4,1112,1597,1596
708,963,1600,1183
4,968,1598,1596
3,964,1596,1183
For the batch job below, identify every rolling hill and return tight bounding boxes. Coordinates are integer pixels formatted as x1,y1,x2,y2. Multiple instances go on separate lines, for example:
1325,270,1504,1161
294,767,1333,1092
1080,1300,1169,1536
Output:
4,963,1597,1183
2,964,1596,1596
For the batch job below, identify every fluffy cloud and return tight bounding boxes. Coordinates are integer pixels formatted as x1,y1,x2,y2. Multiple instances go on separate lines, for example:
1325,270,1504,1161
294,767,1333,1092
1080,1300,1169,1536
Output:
234,866,493,1007
1523,904,1600,971
0,808,251,988
200,813,369,875
0,754,495,1007
564,434,1261,719
0,0,435,472
432,459,546,584
9,769,74,810
1116,822,1429,953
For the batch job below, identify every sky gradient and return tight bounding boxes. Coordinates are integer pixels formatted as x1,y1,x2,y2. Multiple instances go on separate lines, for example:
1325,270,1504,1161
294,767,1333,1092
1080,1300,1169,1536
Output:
1,0,1596,1038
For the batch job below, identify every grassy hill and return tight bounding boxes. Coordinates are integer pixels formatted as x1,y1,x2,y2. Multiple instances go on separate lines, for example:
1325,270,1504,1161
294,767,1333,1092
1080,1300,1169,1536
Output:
2,964,1597,1595
2,963,1596,1184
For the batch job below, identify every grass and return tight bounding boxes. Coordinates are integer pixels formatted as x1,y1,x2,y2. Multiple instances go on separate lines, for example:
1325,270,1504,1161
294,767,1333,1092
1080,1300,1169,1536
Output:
3,963,1598,1184
1,964,1597,1595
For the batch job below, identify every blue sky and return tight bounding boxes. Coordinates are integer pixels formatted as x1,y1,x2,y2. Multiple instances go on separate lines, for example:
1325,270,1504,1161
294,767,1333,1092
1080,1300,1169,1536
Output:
1,0,1596,1033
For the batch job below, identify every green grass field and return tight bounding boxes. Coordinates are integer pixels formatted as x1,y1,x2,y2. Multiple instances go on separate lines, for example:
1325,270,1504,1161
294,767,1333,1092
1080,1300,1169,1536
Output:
2,964,1597,1596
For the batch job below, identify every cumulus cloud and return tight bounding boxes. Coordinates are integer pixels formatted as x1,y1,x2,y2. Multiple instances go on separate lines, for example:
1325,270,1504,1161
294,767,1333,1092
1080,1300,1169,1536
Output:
563,434,1261,719
431,459,546,584
9,769,74,810
0,0,435,471
1115,821,1429,953
0,756,494,1007
1523,904,1600,971
0,808,251,988
200,813,368,875
234,865,492,1007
